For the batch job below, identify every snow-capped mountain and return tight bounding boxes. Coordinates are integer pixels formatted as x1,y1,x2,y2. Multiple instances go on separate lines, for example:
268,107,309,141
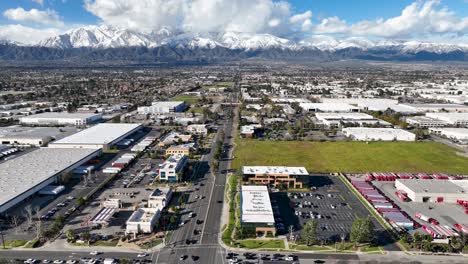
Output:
1,24,467,64
39,25,157,49
37,25,468,55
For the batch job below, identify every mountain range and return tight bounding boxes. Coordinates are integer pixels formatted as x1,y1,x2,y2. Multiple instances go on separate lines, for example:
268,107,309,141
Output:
1,25,468,64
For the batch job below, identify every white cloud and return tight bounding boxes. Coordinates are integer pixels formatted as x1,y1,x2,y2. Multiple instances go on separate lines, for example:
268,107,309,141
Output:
311,0,468,39
0,24,60,44
289,11,312,24
32,0,44,5
84,0,310,36
4,7,64,27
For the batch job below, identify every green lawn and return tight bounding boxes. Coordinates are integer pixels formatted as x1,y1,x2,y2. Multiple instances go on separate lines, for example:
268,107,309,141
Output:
233,140,468,174
237,239,285,249
171,95,200,104
2,240,27,248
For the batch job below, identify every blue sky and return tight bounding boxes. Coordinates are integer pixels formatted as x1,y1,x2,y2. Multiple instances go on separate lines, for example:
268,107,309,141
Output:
0,0,467,44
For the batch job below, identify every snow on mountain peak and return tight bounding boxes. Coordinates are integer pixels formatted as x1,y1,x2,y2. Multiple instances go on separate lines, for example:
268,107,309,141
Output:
36,25,468,54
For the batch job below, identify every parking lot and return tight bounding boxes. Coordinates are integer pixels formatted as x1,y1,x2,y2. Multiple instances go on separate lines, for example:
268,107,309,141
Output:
272,175,383,242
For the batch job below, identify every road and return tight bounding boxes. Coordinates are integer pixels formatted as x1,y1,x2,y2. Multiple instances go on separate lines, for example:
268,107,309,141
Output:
153,104,236,264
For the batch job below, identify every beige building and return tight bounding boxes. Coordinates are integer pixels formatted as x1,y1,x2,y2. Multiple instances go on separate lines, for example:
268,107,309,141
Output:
242,166,309,188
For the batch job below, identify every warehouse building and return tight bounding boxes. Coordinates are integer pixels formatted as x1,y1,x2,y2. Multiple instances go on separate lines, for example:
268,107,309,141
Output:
0,147,100,214
137,101,187,114
242,166,309,188
315,113,391,128
165,143,194,156
406,116,447,128
342,127,416,141
49,123,143,150
0,126,76,147
408,104,468,113
20,112,102,127
395,179,468,203
240,185,275,235
299,103,360,113
425,113,468,127
429,128,468,144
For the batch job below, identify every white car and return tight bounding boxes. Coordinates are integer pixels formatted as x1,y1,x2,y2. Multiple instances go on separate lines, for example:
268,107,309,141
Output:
137,253,148,258
24,259,37,264
66,261,77,264
89,251,100,255
42,261,51,264
53,260,64,264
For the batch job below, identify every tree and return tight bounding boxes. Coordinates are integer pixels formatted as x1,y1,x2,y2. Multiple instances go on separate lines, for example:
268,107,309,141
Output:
350,217,374,245
302,220,318,246
76,197,86,207
24,205,34,228
66,229,75,242
169,216,176,227
81,231,91,246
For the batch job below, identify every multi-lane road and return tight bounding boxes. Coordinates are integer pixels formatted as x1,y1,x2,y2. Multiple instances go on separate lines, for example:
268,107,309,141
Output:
153,105,236,264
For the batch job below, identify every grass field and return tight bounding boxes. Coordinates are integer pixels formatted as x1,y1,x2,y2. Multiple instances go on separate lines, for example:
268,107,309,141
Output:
233,140,468,174
237,239,285,249
171,95,200,104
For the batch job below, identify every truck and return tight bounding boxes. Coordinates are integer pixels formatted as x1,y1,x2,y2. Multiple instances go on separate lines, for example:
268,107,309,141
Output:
414,213,439,225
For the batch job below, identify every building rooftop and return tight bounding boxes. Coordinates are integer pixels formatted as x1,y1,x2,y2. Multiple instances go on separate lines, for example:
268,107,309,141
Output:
0,126,77,140
396,179,468,194
20,112,101,119
150,187,171,197
241,185,275,224
127,208,159,223
151,101,185,106
51,123,142,145
0,148,98,210
299,103,359,112
242,166,309,175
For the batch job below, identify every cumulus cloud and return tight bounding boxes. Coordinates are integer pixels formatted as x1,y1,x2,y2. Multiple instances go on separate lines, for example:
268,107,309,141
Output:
0,24,60,44
311,0,468,38
4,7,64,27
84,0,310,36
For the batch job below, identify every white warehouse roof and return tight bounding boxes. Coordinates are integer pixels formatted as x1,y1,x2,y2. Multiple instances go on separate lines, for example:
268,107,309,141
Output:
20,112,100,119
300,103,359,112
51,123,142,146
396,179,468,194
342,127,416,141
241,185,274,224
242,166,309,175
0,147,99,213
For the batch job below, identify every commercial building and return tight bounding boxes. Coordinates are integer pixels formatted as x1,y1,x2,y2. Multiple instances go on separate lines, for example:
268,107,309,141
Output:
165,143,194,156
425,113,468,127
342,127,416,141
186,124,208,135
240,124,262,138
395,179,468,203
0,147,100,214
158,132,192,147
299,103,360,113
240,185,275,235
406,116,447,128
137,101,187,114
49,123,143,150
242,166,309,188
429,128,468,143
0,126,76,147
126,208,161,234
158,154,189,182
315,113,391,128
408,104,468,113
19,112,102,127
148,187,173,209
